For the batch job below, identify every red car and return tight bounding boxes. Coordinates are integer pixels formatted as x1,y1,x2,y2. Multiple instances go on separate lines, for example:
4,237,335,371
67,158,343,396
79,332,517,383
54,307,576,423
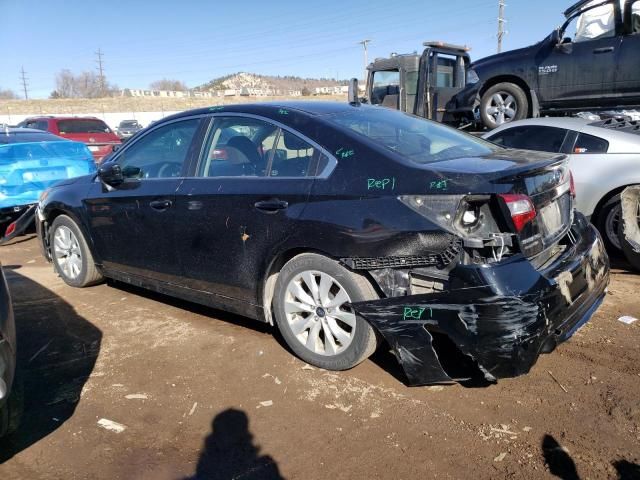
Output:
18,116,121,163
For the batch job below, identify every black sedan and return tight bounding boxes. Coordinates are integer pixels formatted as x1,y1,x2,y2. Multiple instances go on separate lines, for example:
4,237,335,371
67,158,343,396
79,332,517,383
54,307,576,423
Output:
0,263,18,437
35,102,609,385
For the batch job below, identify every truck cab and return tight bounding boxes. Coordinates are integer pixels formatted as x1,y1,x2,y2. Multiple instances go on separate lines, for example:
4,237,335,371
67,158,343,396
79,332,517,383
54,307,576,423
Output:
447,0,640,129
366,42,471,124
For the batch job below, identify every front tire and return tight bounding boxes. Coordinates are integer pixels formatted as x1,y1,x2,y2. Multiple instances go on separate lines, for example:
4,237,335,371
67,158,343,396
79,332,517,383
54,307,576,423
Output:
273,254,378,371
50,215,103,287
480,82,529,129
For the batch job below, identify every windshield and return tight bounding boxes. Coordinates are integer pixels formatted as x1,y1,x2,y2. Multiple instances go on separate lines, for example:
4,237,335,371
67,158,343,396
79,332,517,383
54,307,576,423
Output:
326,107,498,164
57,119,113,134
120,121,139,128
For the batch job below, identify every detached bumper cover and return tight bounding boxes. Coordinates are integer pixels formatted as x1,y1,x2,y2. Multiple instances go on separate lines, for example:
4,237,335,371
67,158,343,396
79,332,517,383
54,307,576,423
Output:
0,204,36,245
352,214,609,385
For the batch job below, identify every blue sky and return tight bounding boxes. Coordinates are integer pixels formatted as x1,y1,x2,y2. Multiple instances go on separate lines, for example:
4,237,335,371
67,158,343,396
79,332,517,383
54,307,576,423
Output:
0,0,562,99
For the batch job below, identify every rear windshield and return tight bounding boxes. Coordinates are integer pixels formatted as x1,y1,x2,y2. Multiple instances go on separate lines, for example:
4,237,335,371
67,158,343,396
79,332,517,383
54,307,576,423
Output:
0,141,93,164
57,119,112,134
326,107,497,164
0,132,59,144
120,121,139,127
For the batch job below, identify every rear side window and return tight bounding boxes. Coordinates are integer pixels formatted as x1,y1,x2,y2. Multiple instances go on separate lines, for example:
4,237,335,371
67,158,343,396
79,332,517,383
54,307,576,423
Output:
269,130,315,178
487,126,568,153
57,119,112,134
573,132,609,153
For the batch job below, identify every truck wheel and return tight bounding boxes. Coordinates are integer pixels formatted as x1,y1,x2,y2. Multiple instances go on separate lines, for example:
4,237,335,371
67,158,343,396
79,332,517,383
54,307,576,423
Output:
480,82,529,129
273,253,379,371
50,215,103,287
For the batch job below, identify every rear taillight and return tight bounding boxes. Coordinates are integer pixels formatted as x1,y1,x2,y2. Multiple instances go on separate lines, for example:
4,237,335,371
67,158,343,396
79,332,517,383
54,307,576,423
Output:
4,221,16,238
499,194,536,232
569,171,576,197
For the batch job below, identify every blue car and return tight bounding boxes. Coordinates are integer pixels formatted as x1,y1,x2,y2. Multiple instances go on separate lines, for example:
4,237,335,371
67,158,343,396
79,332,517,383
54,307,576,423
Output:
0,127,96,242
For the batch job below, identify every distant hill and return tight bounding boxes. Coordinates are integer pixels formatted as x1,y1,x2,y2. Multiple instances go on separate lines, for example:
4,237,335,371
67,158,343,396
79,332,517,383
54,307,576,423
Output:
196,72,347,92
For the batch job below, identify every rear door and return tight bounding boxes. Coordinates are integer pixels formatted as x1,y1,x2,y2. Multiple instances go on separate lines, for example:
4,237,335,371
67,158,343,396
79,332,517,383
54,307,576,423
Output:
175,115,330,312
84,117,203,282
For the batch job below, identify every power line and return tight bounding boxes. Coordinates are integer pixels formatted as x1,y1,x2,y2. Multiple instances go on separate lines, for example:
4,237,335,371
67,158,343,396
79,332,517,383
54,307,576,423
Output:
19,66,29,100
95,48,105,96
497,0,506,53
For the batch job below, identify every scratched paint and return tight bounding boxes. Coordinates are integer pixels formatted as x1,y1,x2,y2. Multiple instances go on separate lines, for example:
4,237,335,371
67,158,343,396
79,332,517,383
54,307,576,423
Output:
335,147,355,159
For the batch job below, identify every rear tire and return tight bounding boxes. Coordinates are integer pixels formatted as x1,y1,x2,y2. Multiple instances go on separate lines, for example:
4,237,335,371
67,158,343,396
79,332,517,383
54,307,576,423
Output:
593,195,622,253
273,253,378,371
50,215,103,287
0,370,23,438
480,82,529,129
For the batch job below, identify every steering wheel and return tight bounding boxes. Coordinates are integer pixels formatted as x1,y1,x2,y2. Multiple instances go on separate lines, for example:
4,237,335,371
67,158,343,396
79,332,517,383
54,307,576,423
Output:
157,162,181,178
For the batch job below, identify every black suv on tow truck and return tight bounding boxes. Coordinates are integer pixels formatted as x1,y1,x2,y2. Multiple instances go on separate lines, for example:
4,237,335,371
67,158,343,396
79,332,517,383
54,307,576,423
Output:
447,0,640,129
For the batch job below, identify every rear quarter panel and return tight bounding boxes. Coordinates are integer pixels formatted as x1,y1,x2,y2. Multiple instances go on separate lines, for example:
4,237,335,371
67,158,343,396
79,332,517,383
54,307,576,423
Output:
569,153,640,216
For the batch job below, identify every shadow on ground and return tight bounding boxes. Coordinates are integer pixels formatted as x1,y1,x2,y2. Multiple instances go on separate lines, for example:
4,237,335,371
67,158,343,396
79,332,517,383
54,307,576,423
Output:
542,434,640,480
0,270,101,463
183,408,284,480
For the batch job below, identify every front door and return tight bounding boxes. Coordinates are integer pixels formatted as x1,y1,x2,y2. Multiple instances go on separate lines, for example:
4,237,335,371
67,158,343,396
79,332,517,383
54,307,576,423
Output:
536,1,620,108
175,115,324,313
84,117,202,283
616,0,640,103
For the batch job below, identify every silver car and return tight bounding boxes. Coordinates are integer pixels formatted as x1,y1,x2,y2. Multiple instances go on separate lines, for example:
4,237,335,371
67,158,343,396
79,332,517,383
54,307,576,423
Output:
483,117,640,251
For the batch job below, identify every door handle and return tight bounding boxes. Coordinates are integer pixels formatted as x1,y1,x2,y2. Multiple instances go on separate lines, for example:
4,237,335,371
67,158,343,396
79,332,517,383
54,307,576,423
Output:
149,199,172,211
254,199,288,213
593,46,614,54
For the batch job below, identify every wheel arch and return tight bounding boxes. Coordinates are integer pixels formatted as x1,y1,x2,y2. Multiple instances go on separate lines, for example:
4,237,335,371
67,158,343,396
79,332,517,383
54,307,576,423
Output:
479,75,536,117
43,207,97,262
260,247,379,325
590,184,635,225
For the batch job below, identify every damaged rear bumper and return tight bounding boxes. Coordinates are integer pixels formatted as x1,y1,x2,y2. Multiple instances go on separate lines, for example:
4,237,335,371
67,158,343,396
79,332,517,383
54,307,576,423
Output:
352,213,609,386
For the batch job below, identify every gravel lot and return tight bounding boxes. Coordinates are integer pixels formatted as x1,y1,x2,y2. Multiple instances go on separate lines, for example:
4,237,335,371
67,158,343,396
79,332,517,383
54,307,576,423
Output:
0,235,638,479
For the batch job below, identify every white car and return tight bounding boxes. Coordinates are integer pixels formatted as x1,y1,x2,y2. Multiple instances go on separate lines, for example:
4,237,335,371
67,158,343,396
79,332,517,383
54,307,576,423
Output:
483,117,640,251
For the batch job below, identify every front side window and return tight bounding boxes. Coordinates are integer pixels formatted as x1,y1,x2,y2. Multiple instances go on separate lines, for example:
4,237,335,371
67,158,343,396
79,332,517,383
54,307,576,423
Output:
328,107,497,164
200,117,278,177
631,0,640,33
370,70,400,108
487,126,568,153
571,3,616,42
117,118,199,179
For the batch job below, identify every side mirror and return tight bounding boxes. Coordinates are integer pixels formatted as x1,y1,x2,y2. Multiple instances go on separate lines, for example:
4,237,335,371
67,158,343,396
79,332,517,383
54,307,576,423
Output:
98,163,124,186
348,78,360,105
550,28,561,45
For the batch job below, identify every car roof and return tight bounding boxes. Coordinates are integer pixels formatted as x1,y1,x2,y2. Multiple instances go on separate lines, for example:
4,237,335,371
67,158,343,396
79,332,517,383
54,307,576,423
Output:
0,127,67,144
23,116,102,121
484,117,640,153
162,101,361,123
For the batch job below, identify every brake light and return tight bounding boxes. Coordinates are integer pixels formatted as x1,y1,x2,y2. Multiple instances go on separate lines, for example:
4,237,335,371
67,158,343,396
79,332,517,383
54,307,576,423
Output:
569,171,576,197
4,221,16,238
499,194,536,232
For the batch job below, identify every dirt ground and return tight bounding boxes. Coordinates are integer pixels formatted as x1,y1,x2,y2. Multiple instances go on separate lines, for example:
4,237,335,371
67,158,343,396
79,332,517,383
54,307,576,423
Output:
0,236,638,480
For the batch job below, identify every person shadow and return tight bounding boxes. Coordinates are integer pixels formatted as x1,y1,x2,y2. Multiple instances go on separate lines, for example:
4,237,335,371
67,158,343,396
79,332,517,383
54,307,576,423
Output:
542,434,640,480
184,408,284,480
0,269,102,463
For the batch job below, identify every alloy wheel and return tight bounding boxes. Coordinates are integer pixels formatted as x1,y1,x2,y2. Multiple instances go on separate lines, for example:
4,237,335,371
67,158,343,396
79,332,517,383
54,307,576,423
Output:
53,226,82,280
485,92,518,125
284,270,356,356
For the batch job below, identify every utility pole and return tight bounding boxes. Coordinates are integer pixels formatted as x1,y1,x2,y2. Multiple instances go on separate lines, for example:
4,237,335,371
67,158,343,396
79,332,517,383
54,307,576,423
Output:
95,48,105,96
497,0,506,53
19,66,29,100
358,39,371,84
